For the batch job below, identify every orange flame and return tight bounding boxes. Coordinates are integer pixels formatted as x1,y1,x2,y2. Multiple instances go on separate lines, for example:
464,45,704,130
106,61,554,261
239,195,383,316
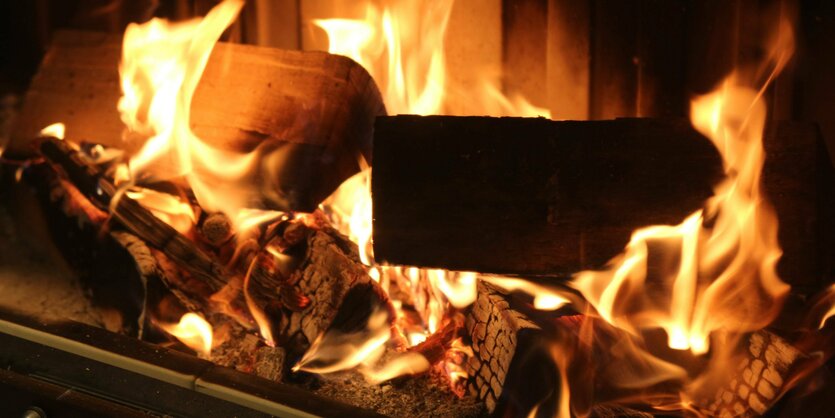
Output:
118,0,266,224
572,45,793,356
292,307,391,374
314,0,550,386
159,312,213,356
39,122,66,140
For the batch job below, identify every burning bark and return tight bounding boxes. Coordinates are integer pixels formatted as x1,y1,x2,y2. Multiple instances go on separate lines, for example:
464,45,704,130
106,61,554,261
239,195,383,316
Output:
705,330,804,417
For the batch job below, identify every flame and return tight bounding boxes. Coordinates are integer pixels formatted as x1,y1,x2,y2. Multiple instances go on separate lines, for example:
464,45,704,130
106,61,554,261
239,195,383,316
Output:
314,0,550,386
315,1,450,115
159,312,213,356
484,276,570,311
39,123,66,140
124,188,196,234
292,307,391,374
118,0,264,222
815,284,835,329
362,352,430,384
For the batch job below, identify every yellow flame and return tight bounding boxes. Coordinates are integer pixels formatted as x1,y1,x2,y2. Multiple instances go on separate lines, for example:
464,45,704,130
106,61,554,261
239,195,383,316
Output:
118,0,261,221
361,351,430,384
39,122,66,140
125,188,196,235
572,26,793,357
483,276,570,311
817,284,835,329
159,312,213,356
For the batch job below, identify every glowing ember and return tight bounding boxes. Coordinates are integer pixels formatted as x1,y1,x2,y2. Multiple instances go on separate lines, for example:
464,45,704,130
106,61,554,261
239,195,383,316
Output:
572,37,793,355
159,312,213,356
39,122,66,140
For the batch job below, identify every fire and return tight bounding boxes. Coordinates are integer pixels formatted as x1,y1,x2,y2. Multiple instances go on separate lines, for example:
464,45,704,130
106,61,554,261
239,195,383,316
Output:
572,37,793,357
292,307,391,374
159,312,214,356
314,0,549,386
124,188,196,235
117,0,264,224
39,122,66,140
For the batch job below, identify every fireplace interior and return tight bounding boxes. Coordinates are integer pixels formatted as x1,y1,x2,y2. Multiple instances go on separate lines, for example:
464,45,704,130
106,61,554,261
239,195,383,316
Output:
1,1,835,417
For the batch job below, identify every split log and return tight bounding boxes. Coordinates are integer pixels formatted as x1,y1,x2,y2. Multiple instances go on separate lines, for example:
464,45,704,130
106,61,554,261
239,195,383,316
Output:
267,218,395,357
10,29,385,211
704,330,804,417
464,281,556,415
32,139,394,358
372,116,835,287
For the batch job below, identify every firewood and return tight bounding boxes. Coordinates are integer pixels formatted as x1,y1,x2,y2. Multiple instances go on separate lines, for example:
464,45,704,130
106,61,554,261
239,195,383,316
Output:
39,136,230,293
464,281,556,415
704,330,804,417
372,116,835,287
36,137,394,357
10,29,385,211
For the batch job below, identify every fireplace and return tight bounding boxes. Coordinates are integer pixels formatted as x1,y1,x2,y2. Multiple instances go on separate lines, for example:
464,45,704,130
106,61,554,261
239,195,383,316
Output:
1,1,834,417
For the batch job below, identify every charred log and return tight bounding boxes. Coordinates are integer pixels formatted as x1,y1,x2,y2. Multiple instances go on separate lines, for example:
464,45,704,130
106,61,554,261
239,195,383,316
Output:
11,30,385,211
464,281,556,415
372,117,835,289
705,330,804,417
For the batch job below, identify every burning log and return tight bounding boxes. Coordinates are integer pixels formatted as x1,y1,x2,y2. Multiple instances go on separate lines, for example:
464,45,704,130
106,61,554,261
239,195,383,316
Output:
372,116,835,286
270,219,395,356
464,281,556,415
10,29,385,211
705,330,804,417
32,136,394,358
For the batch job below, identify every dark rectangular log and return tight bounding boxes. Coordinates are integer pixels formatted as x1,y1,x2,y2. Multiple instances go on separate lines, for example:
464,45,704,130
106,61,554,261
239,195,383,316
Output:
372,116,835,286
372,116,724,276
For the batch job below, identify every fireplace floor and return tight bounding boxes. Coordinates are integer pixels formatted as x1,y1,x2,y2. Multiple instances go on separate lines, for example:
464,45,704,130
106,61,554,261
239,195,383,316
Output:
0,196,104,327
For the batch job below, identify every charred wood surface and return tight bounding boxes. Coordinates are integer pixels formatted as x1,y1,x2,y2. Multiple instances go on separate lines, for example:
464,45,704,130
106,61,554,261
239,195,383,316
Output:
373,116,723,276
705,330,804,417
464,281,555,415
11,29,385,211
373,116,835,287
271,221,394,356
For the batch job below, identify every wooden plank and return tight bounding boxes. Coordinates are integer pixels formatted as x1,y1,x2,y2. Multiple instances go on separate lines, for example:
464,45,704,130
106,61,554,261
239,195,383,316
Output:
10,29,385,211
371,116,834,283
371,116,724,276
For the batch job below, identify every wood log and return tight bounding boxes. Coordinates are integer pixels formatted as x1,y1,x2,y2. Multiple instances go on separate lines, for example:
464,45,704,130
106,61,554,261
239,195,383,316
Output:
373,116,723,276
703,330,804,417
464,281,556,415
31,139,393,357
10,29,385,211
372,116,835,287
